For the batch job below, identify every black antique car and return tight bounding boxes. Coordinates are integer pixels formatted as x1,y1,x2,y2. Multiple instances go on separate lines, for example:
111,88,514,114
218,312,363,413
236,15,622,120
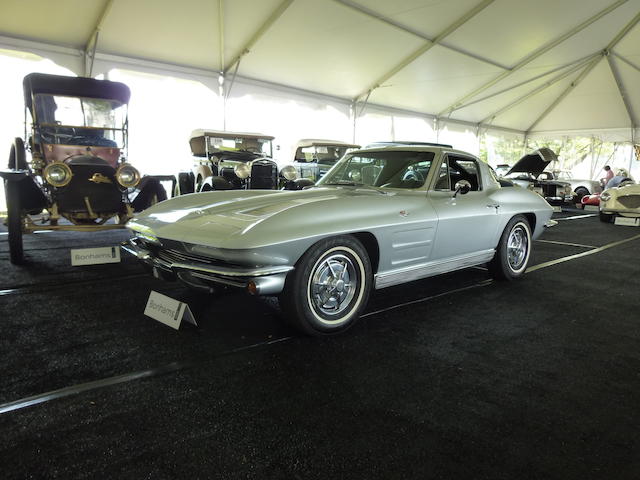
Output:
176,130,311,194
1,73,167,264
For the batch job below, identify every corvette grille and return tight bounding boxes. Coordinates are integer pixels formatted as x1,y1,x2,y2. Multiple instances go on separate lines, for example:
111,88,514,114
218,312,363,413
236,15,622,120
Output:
142,238,242,269
618,195,640,209
157,248,214,265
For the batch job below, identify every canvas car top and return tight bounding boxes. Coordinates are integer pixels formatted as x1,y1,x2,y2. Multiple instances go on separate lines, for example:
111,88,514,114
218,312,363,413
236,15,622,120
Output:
23,73,130,113
189,130,275,141
189,130,274,157
294,139,361,149
507,148,558,177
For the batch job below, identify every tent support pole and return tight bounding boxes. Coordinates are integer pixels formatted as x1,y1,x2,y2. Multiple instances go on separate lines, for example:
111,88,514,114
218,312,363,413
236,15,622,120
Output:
351,0,496,103
526,55,603,134
478,54,598,125
223,0,294,74
438,0,629,117
606,53,638,128
334,0,508,75
612,52,640,74
84,0,116,76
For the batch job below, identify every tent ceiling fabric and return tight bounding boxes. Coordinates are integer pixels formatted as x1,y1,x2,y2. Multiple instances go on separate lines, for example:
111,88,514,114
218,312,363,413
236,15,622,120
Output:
1,0,639,135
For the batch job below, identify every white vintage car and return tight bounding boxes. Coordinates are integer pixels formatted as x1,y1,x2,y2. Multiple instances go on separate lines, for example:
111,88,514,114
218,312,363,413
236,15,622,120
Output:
599,179,640,223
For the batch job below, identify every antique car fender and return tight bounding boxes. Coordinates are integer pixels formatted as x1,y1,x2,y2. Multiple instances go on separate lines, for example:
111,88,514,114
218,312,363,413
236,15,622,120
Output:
195,164,213,189
200,175,233,191
0,169,30,181
282,178,315,190
0,170,47,212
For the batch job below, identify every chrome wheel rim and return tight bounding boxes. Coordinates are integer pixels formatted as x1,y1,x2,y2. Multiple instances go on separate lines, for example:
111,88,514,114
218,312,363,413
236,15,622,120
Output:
310,253,357,317
507,224,529,271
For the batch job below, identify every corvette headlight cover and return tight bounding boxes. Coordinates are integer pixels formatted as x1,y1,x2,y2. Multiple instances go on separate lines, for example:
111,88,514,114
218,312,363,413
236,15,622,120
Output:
116,163,141,188
281,165,298,181
600,192,611,202
44,162,72,187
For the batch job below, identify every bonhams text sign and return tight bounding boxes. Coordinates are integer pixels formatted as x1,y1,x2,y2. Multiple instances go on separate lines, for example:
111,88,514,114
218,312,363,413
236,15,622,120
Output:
614,217,639,227
71,246,120,266
144,291,197,330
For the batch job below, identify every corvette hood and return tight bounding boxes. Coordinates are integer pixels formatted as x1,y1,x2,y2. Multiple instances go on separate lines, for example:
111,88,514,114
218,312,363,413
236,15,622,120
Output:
128,187,393,249
507,148,558,178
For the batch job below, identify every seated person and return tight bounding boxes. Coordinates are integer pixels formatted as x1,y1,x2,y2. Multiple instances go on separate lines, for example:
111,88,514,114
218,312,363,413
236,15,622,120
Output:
605,174,633,189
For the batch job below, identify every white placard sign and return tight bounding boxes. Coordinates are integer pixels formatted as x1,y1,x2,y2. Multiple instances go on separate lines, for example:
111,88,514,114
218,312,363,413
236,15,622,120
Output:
584,205,599,212
614,216,639,227
144,291,197,330
71,246,121,266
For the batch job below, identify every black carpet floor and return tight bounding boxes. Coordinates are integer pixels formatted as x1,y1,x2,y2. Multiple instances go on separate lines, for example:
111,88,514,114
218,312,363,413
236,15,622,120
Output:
0,211,639,479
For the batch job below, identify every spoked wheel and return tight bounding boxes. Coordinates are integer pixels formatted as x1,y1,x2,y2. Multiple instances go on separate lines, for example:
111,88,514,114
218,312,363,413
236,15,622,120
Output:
8,138,27,170
5,179,25,264
279,235,372,336
488,215,531,280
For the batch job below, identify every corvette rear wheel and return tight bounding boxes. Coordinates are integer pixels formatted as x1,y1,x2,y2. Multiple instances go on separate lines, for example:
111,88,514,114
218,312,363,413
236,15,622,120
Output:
488,215,531,281
280,236,372,336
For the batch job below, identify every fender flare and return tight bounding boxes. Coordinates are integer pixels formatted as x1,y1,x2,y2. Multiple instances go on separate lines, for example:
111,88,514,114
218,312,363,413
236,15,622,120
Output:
200,175,232,192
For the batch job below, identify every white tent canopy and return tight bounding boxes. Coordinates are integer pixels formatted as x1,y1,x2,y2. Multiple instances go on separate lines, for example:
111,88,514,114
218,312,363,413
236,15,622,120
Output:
0,0,639,139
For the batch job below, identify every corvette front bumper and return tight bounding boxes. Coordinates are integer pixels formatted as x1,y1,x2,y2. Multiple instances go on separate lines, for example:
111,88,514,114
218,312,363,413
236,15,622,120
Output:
121,237,292,295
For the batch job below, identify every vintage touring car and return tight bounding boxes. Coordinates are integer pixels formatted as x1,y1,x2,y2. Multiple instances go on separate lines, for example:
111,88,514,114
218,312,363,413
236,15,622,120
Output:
1,73,167,264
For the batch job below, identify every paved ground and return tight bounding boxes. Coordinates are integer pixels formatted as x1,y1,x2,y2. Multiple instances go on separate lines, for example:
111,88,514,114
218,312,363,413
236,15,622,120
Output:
0,210,639,479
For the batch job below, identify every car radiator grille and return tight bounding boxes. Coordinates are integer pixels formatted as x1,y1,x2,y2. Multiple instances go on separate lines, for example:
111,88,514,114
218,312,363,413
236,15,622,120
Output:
56,164,122,213
542,184,557,197
250,162,277,189
618,195,640,209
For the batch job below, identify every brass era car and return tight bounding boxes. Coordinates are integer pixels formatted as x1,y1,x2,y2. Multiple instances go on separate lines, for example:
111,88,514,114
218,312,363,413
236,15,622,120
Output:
1,73,167,264
123,143,554,336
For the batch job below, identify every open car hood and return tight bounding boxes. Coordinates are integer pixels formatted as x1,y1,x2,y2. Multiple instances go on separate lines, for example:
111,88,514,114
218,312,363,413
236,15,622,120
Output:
507,148,557,178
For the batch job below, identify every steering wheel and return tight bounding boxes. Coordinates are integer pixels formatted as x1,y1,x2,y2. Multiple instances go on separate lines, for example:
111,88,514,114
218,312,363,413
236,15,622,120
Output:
402,169,424,183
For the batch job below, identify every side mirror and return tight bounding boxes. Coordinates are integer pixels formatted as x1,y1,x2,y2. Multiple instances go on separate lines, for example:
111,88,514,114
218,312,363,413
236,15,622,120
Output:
453,179,471,197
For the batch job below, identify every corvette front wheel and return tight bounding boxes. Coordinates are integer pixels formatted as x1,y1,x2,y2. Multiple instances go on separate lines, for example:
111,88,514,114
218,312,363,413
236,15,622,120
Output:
280,236,372,336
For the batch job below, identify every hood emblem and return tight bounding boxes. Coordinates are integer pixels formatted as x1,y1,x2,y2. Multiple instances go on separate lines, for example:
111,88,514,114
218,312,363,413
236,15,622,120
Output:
88,173,112,184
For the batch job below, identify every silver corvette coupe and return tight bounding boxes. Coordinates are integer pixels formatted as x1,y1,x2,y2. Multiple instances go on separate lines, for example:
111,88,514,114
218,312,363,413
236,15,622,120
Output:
123,143,554,335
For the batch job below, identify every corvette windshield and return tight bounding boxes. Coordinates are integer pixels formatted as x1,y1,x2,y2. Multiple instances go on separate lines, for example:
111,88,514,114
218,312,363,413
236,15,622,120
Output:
318,151,435,189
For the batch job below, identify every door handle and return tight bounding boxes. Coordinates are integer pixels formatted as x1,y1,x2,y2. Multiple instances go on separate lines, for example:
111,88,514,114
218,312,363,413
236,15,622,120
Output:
486,203,500,209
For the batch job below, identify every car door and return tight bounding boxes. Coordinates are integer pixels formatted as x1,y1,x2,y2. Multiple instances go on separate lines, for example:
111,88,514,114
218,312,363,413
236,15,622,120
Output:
428,154,500,260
